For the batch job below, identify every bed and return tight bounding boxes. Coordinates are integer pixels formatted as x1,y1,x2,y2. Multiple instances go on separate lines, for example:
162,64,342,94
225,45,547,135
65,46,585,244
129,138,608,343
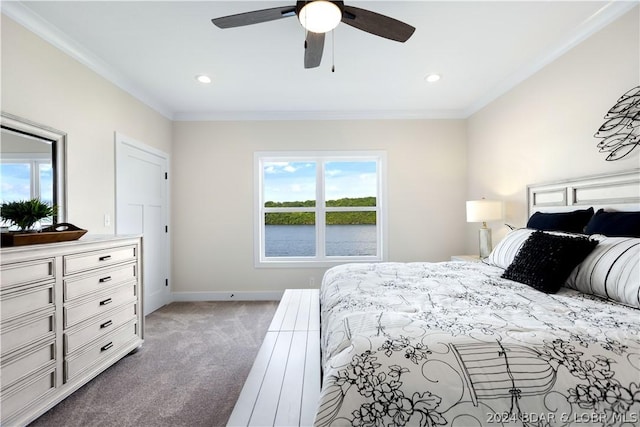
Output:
315,170,640,427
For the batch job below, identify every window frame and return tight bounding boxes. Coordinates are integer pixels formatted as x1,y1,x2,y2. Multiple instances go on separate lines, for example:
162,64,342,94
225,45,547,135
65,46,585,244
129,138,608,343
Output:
254,151,387,268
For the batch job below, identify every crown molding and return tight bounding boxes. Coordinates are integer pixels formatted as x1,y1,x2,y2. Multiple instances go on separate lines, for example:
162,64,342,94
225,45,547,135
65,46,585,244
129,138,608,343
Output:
1,1,174,120
172,109,468,121
463,1,638,117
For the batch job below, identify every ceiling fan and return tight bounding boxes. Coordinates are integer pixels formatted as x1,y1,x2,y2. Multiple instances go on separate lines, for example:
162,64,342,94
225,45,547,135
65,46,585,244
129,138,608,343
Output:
211,0,415,69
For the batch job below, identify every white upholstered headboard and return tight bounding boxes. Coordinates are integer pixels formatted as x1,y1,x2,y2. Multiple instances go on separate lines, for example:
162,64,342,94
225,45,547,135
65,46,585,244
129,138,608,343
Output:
527,169,640,217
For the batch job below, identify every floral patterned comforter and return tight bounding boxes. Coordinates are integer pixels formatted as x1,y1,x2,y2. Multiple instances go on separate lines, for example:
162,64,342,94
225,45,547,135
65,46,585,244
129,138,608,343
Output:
316,262,640,427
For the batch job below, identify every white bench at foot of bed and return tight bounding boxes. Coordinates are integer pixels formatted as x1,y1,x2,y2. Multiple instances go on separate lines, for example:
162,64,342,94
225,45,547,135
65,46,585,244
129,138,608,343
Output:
227,289,321,427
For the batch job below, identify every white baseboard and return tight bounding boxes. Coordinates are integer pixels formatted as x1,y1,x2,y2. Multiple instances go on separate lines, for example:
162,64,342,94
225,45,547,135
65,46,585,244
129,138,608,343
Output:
171,291,284,302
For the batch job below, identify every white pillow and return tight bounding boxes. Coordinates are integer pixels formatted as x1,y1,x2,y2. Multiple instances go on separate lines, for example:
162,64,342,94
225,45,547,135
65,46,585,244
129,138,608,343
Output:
484,228,534,269
566,235,640,308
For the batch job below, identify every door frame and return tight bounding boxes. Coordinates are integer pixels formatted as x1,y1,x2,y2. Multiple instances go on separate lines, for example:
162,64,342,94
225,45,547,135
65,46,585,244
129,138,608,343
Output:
115,132,171,313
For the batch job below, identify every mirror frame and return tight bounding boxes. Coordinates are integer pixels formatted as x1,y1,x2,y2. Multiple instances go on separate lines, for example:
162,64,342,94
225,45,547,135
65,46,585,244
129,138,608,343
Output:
1,112,67,223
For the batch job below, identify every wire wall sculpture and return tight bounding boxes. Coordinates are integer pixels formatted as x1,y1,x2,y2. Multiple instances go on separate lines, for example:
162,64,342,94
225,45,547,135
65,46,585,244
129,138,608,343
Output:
594,85,639,161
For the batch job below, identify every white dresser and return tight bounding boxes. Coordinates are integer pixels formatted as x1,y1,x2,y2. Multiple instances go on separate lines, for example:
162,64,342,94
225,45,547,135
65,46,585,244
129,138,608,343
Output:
0,235,143,426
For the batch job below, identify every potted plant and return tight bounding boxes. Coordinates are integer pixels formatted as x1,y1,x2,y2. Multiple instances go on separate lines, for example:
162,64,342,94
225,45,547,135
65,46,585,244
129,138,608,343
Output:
0,198,57,232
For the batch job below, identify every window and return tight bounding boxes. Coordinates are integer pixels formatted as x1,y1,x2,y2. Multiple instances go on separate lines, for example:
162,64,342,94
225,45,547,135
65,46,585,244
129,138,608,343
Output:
255,151,387,267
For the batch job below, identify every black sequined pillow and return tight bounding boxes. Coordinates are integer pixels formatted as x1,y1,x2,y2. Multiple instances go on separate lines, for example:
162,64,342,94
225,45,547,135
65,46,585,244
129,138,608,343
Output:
502,231,598,293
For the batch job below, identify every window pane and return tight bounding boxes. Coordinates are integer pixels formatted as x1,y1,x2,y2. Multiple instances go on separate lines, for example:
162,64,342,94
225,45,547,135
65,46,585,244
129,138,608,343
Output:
265,213,316,257
326,212,377,256
39,163,54,205
325,161,377,206
0,163,31,203
264,161,316,206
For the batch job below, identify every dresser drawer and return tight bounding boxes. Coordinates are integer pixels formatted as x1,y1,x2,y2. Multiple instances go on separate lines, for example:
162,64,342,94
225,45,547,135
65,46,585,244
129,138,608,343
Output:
1,259,54,289
64,283,137,328
64,263,136,302
1,341,56,390
64,245,137,275
1,368,56,422
1,314,55,357
64,303,138,355
64,320,138,381
1,283,54,323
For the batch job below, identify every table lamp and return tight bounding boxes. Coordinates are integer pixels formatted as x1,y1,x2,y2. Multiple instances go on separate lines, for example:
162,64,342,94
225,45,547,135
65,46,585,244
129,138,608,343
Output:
466,199,503,258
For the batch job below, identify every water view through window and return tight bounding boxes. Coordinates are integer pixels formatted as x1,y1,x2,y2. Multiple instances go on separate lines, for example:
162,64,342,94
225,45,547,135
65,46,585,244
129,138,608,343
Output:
265,224,377,257
259,154,383,262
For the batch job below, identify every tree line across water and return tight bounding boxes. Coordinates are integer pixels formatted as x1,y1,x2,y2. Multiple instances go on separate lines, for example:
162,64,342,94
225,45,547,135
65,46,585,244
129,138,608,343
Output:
265,197,376,225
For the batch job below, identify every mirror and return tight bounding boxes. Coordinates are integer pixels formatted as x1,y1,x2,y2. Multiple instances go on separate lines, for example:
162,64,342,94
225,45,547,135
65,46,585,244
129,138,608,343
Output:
1,112,67,225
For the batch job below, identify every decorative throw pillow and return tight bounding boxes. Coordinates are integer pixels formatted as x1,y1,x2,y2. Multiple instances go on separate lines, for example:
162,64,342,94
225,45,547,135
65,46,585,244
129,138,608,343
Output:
566,235,639,307
502,231,598,293
526,207,594,233
584,209,640,237
484,228,534,269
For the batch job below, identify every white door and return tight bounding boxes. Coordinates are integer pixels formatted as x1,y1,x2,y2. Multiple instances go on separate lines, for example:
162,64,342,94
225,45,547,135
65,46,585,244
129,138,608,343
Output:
115,133,170,315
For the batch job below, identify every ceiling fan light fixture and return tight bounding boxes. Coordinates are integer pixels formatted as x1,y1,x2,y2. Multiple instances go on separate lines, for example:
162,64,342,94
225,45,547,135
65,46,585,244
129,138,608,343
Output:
299,1,342,34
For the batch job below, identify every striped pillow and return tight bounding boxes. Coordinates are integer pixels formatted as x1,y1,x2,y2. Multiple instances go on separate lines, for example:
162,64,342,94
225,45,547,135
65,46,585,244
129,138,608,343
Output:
566,236,640,308
485,228,534,269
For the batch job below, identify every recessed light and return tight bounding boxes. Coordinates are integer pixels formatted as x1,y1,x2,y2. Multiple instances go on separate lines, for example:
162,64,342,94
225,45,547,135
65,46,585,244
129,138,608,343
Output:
196,74,212,84
425,73,441,83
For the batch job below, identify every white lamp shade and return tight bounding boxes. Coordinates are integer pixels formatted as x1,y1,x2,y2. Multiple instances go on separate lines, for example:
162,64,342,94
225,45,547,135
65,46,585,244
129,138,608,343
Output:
298,1,342,33
466,200,503,223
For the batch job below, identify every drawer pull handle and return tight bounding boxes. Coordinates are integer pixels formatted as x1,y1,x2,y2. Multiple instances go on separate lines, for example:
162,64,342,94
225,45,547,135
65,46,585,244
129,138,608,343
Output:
100,320,113,329
101,342,114,352
99,255,112,261
99,298,112,306
99,276,112,283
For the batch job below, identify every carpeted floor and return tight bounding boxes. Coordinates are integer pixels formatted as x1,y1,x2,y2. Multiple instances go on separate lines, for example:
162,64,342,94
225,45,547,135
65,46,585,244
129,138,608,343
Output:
29,301,278,427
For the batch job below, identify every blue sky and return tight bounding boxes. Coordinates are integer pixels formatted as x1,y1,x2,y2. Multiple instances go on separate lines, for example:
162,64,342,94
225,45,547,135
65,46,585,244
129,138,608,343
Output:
264,161,377,203
0,163,53,204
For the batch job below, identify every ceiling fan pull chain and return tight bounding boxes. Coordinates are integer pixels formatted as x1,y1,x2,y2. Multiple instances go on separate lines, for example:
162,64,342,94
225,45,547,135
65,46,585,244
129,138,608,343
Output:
331,29,335,73
303,2,308,51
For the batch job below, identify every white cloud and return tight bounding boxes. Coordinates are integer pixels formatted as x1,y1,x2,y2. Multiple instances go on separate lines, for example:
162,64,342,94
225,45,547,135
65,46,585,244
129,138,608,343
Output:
283,165,297,173
264,162,301,174
264,162,292,174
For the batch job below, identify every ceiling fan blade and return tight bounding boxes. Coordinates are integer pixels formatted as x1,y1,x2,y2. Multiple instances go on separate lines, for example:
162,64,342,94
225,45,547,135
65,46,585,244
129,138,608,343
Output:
212,6,296,29
341,6,415,42
304,31,325,69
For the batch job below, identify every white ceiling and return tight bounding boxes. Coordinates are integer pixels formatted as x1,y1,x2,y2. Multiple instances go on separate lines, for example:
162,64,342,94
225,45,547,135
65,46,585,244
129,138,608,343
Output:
3,1,636,120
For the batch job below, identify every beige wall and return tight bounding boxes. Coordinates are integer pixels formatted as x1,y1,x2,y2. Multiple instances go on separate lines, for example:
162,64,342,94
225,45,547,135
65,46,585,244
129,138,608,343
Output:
466,7,640,252
172,120,467,294
3,6,637,295
1,15,172,233
2,12,467,296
